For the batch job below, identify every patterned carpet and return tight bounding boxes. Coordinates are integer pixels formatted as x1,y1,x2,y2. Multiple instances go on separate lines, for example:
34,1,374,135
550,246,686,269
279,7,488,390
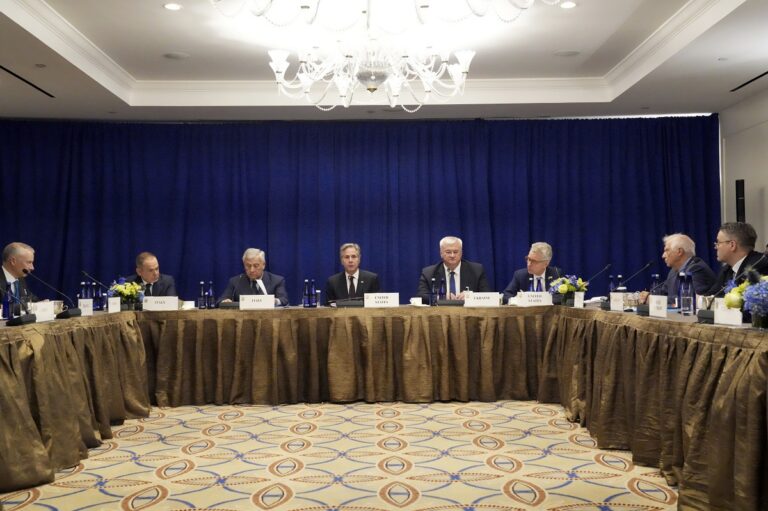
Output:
1,401,677,511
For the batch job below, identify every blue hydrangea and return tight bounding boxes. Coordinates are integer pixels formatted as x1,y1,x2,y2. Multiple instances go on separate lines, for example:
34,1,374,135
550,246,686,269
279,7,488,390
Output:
744,281,768,316
724,279,737,294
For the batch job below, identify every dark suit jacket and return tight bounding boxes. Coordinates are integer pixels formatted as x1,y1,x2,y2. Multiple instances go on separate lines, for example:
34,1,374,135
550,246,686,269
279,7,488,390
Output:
709,250,768,296
218,271,289,306
502,266,562,301
131,274,177,297
659,256,716,302
325,270,380,305
0,270,38,304
417,260,490,303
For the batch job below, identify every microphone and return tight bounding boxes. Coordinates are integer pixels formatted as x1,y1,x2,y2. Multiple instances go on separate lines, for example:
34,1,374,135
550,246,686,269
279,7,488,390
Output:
81,270,110,290
22,269,81,319
620,260,654,288
739,253,768,283
0,285,37,326
585,264,611,285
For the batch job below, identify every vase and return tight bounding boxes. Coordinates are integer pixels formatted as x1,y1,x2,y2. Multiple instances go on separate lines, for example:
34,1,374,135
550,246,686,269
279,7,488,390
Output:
562,292,575,307
121,301,136,311
752,313,768,330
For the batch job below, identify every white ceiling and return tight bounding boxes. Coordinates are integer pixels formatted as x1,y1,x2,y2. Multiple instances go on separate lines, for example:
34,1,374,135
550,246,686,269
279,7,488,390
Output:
0,0,767,121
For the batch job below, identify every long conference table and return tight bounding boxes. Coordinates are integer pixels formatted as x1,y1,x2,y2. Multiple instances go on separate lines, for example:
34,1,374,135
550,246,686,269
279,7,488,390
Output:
1,305,766,511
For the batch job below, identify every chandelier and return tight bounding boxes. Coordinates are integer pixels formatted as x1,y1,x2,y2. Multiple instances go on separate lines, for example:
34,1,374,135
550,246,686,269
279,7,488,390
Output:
268,45,475,111
211,0,564,111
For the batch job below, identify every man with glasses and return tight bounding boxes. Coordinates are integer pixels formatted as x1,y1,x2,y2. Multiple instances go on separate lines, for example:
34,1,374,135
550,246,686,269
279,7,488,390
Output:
417,236,490,303
1,242,39,315
708,222,768,296
502,242,562,303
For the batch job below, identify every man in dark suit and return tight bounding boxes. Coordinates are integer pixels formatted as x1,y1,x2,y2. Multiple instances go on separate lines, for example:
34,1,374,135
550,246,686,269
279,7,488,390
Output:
641,233,715,304
502,242,562,302
1,242,39,315
417,236,490,303
709,222,768,296
219,248,289,306
325,243,380,305
131,252,177,296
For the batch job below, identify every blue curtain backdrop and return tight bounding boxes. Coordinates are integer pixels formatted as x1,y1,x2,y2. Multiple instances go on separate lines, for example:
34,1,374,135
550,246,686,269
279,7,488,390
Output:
0,116,721,303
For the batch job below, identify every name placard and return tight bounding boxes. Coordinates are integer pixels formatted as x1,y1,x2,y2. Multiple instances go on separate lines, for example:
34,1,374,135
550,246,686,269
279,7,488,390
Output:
715,307,743,326
649,295,667,318
517,292,553,307
143,296,180,311
29,301,55,322
78,298,94,316
573,291,585,308
609,292,626,312
464,292,501,307
240,295,275,310
364,293,400,308
107,297,121,313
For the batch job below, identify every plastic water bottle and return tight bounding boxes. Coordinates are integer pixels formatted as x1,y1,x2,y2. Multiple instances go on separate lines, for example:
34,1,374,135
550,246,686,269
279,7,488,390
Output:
439,279,446,301
93,283,102,311
528,277,534,292
679,272,693,315
1,285,10,319
429,277,437,306
309,279,317,307
303,279,311,308
608,275,615,294
197,281,206,309
79,281,87,300
616,274,626,292
649,273,660,295
206,281,215,309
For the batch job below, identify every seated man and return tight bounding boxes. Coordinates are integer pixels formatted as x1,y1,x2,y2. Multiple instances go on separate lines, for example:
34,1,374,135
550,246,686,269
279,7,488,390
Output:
1,242,39,313
325,243,380,305
219,248,289,306
502,242,561,302
131,252,177,296
709,222,768,296
641,233,715,304
417,236,490,303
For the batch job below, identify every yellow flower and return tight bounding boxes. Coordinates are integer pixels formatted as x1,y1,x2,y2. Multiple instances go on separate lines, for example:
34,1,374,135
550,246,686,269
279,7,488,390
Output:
724,291,743,309
558,284,569,294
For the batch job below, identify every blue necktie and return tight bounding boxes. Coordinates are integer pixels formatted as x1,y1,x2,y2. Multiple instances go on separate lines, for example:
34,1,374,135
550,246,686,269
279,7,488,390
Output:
449,271,457,297
13,281,20,300
536,278,542,292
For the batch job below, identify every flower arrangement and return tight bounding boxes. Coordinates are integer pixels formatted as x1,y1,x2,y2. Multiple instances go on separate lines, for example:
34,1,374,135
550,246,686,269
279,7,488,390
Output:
723,280,748,309
109,278,142,303
743,276,768,316
548,275,588,295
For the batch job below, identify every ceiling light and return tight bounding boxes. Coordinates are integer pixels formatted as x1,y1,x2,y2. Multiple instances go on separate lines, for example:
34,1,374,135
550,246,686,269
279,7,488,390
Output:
560,1,576,8
164,3,183,11
268,45,474,112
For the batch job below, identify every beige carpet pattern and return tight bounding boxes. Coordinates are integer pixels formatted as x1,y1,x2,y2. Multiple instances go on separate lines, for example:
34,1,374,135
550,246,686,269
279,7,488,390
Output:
1,401,677,510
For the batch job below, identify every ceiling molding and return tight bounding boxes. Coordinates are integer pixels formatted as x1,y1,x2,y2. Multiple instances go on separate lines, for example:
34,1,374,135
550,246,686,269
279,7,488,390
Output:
0,0,750,109
604,0,747,97
1,0,135,101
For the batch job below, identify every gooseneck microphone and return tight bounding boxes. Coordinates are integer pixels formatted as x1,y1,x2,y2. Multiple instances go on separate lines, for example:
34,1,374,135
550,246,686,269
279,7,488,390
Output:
81,270,110,290
621,260,655,288
0,285,37,326
22,269,82,319
585,264,611,285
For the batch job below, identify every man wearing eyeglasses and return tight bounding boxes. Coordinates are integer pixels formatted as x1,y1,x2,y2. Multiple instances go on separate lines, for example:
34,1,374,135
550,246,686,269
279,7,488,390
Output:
708,222,768,296
502,242,562,303
417,236,490,303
